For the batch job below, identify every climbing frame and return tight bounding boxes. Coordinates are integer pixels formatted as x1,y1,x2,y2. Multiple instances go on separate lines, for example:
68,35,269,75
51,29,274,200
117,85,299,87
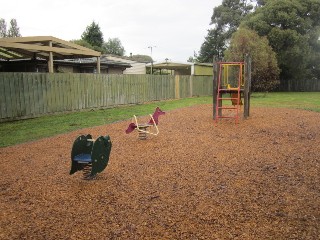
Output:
213,55,251,123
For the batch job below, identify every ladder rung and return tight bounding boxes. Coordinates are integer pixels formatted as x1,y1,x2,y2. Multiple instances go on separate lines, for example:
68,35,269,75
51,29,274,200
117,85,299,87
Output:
218,107,237,109
218,97,239,100
219,88,240,91
216,116,237,119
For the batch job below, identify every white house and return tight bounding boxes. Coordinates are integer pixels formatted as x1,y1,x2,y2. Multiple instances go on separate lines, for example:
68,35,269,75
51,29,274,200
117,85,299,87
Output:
104,55,147,74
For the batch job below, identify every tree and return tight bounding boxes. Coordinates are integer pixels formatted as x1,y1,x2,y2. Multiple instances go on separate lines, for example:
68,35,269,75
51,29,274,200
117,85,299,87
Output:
224,27,280,91
79,22,127,55
242,0,320,83
70,39,94,49
103,38,125,56
198,28,227,62
0,18,21,38
81,21,104,48
187,56,195,63
71,38,105,53
255,0,268,7
7,19,21,37
197,0,256,62
0,18,7,37
129,54,152,63
210,0,254,35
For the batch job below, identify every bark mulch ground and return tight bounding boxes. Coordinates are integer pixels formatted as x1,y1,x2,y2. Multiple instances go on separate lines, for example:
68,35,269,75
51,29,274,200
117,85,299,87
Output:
0,105,319,239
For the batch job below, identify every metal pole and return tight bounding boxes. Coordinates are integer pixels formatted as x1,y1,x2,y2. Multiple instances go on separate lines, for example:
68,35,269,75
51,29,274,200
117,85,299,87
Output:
213,57,218,119
148,46,156,75
244,54,251,119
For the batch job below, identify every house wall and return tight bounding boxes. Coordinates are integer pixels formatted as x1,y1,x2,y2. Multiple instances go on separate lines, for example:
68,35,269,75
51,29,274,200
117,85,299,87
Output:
108,68,125,74
123,62,146,74
0,60,127,74
175,68,191,75
106,55,146,74
57,65,73,73
100,69,109,74
0,61,47,72
193,65,213,76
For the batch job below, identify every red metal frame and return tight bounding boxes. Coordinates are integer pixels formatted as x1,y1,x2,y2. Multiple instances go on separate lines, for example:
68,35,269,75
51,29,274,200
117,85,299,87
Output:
215,62,244,124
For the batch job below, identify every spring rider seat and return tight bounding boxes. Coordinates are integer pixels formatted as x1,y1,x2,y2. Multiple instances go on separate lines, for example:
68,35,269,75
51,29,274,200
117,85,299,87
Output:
70,134,112,179
125,107,165,140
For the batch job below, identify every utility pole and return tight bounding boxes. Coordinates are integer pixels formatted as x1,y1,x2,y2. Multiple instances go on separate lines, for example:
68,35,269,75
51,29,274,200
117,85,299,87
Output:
148,46,156,74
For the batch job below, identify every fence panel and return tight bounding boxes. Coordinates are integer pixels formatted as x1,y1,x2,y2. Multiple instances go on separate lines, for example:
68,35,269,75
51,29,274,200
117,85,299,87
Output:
192,75,213,96
281,78,320,92
0,73,212,122
179,76,191,98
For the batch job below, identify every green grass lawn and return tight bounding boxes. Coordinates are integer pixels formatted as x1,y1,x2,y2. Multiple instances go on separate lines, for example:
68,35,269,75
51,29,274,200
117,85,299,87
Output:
250,92,320,111
0,92,319,148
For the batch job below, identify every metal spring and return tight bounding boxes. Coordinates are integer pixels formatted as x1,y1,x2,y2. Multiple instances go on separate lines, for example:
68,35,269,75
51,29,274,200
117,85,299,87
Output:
82,163,93,180
138,131,147,140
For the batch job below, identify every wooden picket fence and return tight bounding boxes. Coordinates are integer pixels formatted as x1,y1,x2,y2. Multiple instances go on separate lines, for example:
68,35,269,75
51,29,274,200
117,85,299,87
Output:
280,78,320,92
0,73,213,122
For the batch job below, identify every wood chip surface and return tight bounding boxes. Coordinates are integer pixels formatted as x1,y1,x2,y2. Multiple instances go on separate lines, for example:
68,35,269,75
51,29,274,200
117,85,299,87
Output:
1,105,319,239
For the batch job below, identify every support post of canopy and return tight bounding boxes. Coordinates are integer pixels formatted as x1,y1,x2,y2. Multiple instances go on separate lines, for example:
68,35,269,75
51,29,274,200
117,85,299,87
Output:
48,41,54,73
97,56,101,74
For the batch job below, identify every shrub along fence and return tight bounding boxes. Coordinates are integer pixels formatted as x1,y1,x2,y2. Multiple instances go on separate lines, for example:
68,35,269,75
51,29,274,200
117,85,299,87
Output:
0,73,213,122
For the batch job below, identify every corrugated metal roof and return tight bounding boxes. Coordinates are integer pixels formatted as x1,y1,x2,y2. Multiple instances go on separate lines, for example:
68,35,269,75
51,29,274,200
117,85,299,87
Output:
55,57,131,67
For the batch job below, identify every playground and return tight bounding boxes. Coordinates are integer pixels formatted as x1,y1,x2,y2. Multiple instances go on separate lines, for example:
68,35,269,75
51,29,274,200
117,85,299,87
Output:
1,104,319,239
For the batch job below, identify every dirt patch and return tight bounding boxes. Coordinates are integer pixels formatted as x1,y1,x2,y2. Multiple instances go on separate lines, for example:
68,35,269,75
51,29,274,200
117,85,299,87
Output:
1,105,319,239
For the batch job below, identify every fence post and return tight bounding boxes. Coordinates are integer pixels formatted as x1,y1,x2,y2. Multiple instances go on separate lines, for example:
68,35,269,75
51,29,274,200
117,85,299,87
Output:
189,75,193,97
175,75,180,99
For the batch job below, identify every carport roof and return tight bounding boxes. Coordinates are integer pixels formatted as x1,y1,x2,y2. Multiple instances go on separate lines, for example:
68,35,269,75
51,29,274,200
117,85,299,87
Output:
0,36,101,60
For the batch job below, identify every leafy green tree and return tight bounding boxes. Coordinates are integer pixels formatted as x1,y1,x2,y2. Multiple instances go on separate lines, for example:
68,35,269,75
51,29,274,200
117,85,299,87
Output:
103,38,125,56
255,0,268,7
210,0,254,34
242,0,320,82
187,56,195,63
197,0,255,62
308,28,320,79
0,18,21,37
0,18,7,37
81,21,104,48
224,27,280,91
70,39,94,49
79,22,127,55
70,38,105,53
198,28,227,62
7,19,21,37
129,54,152,63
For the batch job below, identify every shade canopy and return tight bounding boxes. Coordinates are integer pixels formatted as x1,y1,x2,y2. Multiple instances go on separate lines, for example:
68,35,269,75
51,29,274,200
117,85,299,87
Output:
0,36,101,59
0,36,101,73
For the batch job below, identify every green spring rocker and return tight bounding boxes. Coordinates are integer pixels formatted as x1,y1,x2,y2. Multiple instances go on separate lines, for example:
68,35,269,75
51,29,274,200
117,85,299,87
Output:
70,134,112,179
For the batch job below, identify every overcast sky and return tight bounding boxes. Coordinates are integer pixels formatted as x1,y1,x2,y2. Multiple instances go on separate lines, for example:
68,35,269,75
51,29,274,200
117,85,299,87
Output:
1,0,222,62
